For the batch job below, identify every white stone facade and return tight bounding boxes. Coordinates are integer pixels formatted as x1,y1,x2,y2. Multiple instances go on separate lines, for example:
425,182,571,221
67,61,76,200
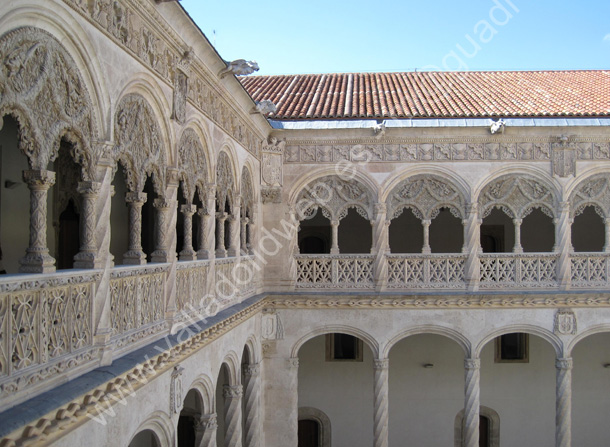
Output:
0,1,609,447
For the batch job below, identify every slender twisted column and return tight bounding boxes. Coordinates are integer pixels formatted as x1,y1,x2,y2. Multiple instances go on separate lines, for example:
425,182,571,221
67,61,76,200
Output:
180,204,197,261
196,413,218,447
330,220,340,254
372,204,389,291
243,364,261,447
373,359,389,447
222,385,243,447
604,218,610,252
556,357,573,447
215,212,227,258
555,202,573,289
240,218,249,255
462,204,481,291
246,220,254,255
422,219,431,254
73,181,102,268
464,358,481,447
513,218,523,253
19,170,56,273
122,191,147,264
151,197,176,263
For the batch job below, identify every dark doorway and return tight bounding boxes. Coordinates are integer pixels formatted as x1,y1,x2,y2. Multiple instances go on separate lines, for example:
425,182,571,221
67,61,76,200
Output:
177,414,196,447
298,419,319,447
57,199,80,270
479,415,490,447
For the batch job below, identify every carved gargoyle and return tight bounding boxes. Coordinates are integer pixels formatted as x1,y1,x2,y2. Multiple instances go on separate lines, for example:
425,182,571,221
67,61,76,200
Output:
252,100,277,116
219,59,260,78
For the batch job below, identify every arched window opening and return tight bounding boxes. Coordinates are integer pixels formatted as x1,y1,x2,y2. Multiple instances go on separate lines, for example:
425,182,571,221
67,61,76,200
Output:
298,407,331,447
480,208,514,253
389,208,423,253
109,162,129,265
178,388,203,447
521,208,554,252
337,208,371,254
141,176,156,262
454,406,500,447
572,206,605,252
429,207,463,253
0,116,29,273
298,419,320,447
177,415,196,447
129,429,161,447
299,209,331,254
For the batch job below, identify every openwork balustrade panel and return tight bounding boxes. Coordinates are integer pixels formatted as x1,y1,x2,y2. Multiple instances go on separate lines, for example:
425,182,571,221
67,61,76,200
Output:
571,254,610,288
387,255,466,289
296,255,375,288
479,254,558,288
176,262,210,313
110,268,166,336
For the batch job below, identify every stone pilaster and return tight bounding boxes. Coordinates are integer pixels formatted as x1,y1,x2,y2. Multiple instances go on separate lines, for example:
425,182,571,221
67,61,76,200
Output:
179,204,197,261
556,357,573,447
122,191,147,265
464,358,481,447
74,181,102,268
373,359,389,447
243,364,261,447
262,357,298,447
222,384,243,447
19,169,56,273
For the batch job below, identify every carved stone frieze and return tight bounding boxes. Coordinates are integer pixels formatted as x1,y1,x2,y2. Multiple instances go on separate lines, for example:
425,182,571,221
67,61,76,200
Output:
479,174,556,219
0,27,97,178
570,174,610,218
177,128,208,203
114,93,166,194
294,175,374,221
283,140,610,164
216,152,235,211
387,174,465,221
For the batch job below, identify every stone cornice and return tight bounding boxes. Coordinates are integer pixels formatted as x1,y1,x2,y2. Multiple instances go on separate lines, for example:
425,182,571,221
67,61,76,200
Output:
0,297,265,446
265,293,610,309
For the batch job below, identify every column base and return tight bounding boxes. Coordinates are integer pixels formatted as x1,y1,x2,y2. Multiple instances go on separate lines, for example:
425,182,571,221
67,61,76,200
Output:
215,248,227,258
197,249,212,260
19,251,56,273
122,250,147,265
179,249,197,261
73,251,104,269
151,250,175,263
227,247,239,257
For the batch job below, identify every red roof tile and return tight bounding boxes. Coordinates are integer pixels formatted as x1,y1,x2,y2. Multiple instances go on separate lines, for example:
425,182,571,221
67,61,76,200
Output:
240,71,610,119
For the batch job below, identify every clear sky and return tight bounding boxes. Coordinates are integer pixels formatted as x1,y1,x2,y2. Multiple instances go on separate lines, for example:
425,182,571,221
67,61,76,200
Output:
181,0,610,75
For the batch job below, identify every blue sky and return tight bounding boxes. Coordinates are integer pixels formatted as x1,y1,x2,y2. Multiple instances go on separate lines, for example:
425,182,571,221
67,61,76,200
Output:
181,0,610,75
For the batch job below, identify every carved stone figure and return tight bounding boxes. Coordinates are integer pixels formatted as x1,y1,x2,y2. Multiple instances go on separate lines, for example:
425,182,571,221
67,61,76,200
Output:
253,99,277,115
172,71,188,123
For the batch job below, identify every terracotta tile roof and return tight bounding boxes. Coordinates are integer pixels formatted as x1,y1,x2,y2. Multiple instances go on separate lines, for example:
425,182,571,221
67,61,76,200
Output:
240,71,610,120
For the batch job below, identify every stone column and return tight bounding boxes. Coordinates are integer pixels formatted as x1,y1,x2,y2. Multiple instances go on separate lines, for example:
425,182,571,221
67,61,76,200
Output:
243,363,261,447
215,212,227,258
462,203,481,291
150,197,176,263
603,218,610,252
180,204,197,261
240,217,249,255
373,359,390,447
195,413,218,447
555,202,573,289
198,188,216,260
74,181,102,269
19,169,56,273
372,204,389,291
513,218,523,253
422,219,431,254
263,357,299,447
330,220,340,254
227,203,240,257
122,191,147,265
246,220,254,255
464,358,481,447
222,384,243,447
556,357,573,447
197,208,212,259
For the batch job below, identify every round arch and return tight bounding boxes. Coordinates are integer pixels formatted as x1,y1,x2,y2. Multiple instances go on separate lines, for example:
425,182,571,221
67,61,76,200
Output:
564,165,610,200
0,4,108,139
380,164,471,205
115,74,174,166
383,325,471,359
186,374,216,414
242,334,262,365
218,351,241,386
179,121,214,184
128,411,174,447
287,166,380,207
474,325,562,358
291,325,379,359
299,407,332,447
566,324,610,356
217,143,240,191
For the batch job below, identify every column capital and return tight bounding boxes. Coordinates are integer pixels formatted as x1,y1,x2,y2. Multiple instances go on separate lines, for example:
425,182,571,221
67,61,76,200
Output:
180,203,197,215
223,384,243,399
464,358,481,369
287,357,299,369
77,181,102,196
125,191,147,204
374,358,389,370
23,169,55,189
243,363,260,377
556,357,573,370
153,197,176,210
